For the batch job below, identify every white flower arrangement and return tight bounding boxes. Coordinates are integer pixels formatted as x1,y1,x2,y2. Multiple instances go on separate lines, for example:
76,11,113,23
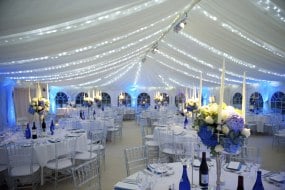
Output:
28,97,50,115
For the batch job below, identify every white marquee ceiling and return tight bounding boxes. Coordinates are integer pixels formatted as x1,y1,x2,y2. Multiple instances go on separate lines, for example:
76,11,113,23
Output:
0,0,284,90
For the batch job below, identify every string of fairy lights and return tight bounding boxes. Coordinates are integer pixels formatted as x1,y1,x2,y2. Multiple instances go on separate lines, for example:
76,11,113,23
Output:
193,4,285,58
0,12,177,66
0,0,284,88
2,28,164,76
0,0,167,46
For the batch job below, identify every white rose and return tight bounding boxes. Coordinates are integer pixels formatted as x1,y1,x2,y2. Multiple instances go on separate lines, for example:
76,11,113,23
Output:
215,144,224,152
241,128,251,138
221,110,229,121
222,124,230,135
209,103,218,113
205,116,214,124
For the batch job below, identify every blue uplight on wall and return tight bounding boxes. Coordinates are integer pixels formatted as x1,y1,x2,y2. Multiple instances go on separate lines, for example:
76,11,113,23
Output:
127,85,138,107
0,78,16,128
49,86,62,114
202,87,210,106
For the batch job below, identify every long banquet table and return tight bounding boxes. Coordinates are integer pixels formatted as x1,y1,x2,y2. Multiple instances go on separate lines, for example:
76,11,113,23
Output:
114,162,284,190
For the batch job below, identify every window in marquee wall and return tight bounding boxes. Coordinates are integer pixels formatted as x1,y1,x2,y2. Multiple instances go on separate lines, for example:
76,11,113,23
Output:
175,93,185,108
55,92,69,108
271,91,285,114
249,92,264,113
101,92,111,107
137,93,150,108
232,92,242,109
75,92,88,105
118,92,131,107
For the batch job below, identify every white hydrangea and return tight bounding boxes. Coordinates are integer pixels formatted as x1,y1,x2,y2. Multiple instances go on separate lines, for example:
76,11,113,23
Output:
215,144,224,152
205,116,214,124
241,128,251,138
222,124,230,135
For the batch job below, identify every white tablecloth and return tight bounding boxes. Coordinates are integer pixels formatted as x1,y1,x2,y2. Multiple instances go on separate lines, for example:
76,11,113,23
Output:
0,129,88,185
114,162,283,190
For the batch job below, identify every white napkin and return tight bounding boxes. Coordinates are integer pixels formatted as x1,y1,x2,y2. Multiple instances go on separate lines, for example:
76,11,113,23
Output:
227,161,241,170
193,159,201,167
114,181,138,190
269,174,285,183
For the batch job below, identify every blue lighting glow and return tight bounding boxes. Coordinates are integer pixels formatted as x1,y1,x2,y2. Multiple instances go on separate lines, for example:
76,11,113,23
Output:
49,86,61,114
0,79,16,128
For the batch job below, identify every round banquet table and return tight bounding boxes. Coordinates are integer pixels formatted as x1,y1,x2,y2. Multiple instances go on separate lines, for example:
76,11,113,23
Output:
0,128,88,185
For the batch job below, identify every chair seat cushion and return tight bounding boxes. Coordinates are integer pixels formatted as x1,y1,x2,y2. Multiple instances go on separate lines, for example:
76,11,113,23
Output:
145,140,158,146
145,135,154,139
162,147,176,155
89,144,105,151
46,158,72,170
10,164,40,176
75,152,97,160
0,165,7,172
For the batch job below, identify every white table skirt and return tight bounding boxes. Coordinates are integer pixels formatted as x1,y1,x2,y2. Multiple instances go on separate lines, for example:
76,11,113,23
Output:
114,162,283,190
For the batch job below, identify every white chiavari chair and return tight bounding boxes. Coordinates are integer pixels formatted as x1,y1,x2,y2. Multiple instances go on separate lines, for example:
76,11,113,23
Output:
72,158,101,190
6,142,40,190
124,145,148,176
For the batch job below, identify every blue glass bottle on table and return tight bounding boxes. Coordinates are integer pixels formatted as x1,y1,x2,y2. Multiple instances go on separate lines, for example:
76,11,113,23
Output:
179,165,191,190
25,123,31,139
252,171,264,190
50,120,55,135
184,116,188,129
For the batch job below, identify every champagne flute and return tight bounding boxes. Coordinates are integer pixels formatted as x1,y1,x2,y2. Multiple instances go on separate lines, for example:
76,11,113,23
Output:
191,141,200,188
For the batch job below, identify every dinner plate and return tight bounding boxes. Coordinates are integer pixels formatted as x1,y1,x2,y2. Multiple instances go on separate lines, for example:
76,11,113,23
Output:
269,174,285,183
147,164,173,175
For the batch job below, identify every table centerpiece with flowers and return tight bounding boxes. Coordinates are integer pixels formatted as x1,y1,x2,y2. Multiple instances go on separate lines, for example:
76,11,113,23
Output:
28,83,50,120
192,102,250,189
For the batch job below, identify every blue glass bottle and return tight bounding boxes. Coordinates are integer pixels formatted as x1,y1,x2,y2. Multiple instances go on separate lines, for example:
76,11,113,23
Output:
50,120,55,135
184,116,188,129
179,165,191,190
93,109,96,119
25,123,31,139
252,171,264,190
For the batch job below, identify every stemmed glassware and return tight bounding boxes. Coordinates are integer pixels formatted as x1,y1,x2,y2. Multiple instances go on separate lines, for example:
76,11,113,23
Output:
191,141,201,188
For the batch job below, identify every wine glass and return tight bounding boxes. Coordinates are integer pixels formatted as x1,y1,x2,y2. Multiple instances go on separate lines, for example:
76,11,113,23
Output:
191,141,201,188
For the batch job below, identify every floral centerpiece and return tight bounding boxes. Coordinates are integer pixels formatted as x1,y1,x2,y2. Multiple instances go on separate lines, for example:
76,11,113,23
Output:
28,97,50,116
193,102,250,155
83,96,94,107
185,98,198,112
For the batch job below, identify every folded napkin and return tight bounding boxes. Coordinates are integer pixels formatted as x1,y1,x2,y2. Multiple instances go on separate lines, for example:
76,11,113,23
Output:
227,161,241,171
48,138,61,143
269,174,285,183
193,159,201,167
114,181,138,190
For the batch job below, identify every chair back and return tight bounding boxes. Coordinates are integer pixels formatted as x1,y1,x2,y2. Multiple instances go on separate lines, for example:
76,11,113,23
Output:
6,142,35,174
124,145,148,176
72,158,100,190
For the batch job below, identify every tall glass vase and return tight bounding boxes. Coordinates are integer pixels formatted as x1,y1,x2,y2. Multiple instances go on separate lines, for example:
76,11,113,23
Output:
215,153,222,190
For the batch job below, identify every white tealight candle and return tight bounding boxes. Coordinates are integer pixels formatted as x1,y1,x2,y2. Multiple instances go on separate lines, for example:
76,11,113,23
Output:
218,58,225,124
242,72,246,123
199,72,203,107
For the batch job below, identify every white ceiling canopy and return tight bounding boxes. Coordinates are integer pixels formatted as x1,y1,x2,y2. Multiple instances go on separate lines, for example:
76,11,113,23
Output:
0,0,284,90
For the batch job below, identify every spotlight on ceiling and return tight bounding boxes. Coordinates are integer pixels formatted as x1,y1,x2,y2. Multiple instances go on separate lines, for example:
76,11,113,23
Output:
142,57,147,63
173,18,187,33
151,43,159,54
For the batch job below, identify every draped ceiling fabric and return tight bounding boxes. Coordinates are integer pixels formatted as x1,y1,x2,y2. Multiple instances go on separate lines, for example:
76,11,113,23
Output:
0,0,284,90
